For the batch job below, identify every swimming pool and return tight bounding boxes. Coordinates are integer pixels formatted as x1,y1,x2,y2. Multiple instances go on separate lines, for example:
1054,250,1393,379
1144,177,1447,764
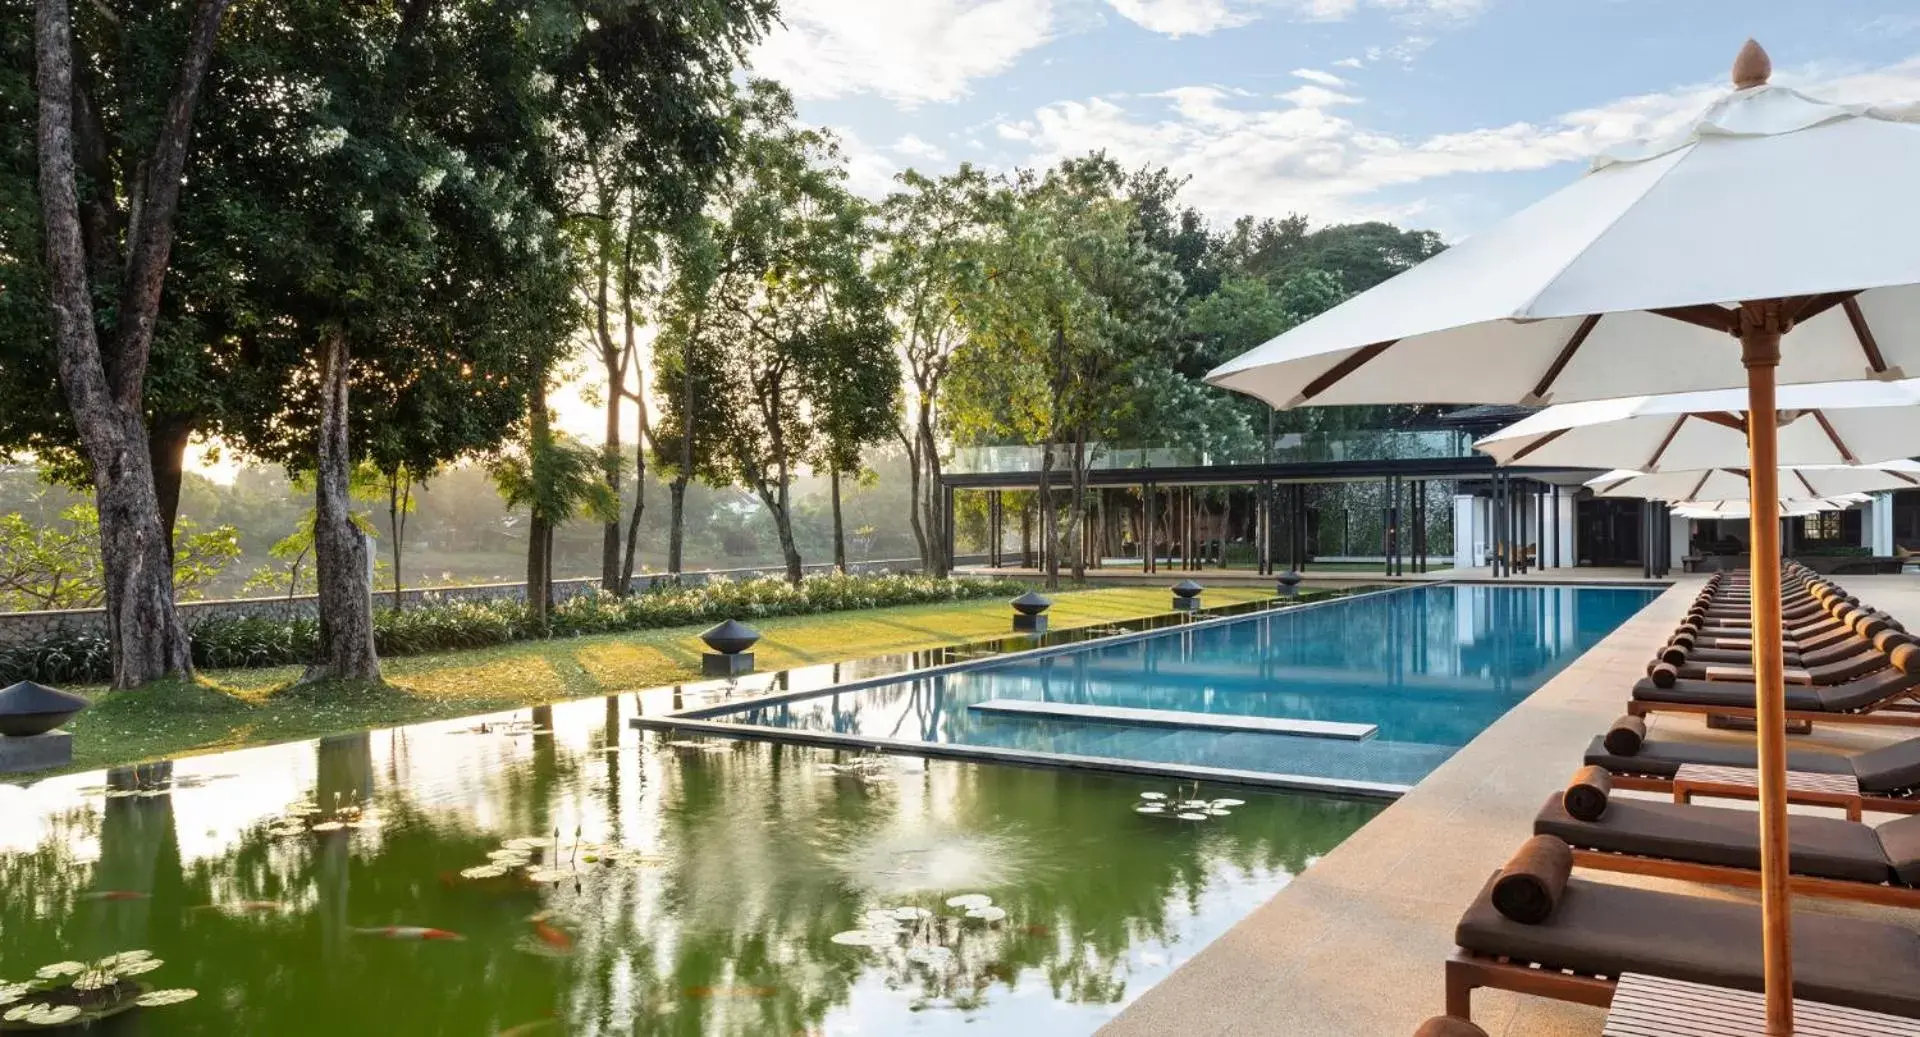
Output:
673,584,1659,791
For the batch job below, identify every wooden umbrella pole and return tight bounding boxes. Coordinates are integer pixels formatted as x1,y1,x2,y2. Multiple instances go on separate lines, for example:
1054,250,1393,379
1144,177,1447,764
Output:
1740,300,1793,1035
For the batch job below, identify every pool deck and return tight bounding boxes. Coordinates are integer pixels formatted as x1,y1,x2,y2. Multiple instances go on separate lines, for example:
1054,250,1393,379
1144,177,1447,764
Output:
957,563,1667,588
1102,574,1920,1037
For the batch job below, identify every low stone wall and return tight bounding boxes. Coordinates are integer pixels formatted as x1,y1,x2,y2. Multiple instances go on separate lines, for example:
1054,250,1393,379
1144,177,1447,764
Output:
0,555,986,646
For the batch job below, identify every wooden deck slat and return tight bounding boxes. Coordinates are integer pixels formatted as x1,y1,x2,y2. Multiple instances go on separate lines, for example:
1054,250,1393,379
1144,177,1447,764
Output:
1601,973,1920,1037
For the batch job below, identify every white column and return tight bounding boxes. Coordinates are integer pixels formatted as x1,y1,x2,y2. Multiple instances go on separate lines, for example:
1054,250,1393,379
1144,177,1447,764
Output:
1872,493,1895,556
1668,512,1690,570
1556,487,1578,568
1453,495,1477,569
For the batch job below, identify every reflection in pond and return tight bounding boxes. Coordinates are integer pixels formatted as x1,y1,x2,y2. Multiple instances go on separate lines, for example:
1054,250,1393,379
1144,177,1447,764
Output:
0,696,1380,1034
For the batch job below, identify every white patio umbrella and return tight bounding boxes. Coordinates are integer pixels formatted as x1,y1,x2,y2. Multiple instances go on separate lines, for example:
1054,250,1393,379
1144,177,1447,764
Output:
1673,498,1842,519
1587,460,1920,502
1203,41,1920,1026
1476,379,1920,469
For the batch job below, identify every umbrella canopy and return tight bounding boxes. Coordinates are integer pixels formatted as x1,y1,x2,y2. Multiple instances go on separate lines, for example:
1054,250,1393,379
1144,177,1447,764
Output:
1476,379,1920,469
1202,41,1919,1028
1587,461,1920,502
1673,499,1843,519
1207,68,1920,409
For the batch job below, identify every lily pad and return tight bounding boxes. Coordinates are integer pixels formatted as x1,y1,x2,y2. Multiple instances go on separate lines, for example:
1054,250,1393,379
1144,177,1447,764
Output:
890,907,933,922
526,868,573,884
1138,792,1167,801
965,905,1008,923
33,963,82,980
1210,798,1245,808
1176,812,1209,821
135,989,198,1007
944,894,992,911
1134,805,1165,814
461,865,509,880
830,930,893,947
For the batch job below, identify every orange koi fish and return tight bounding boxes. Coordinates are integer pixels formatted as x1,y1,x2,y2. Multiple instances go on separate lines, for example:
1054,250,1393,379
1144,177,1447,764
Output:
350,926,464,941
530,919,573,952
495,1020,555,1037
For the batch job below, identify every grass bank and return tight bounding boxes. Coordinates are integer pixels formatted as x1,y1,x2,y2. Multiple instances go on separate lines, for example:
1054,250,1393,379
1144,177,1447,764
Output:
53,584,1281,775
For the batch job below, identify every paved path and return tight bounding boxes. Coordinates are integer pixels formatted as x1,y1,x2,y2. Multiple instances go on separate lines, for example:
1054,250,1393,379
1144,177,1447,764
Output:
1101,574,1920,1037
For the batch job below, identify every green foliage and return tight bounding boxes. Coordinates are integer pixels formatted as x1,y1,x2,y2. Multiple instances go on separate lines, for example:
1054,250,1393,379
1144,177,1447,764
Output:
0,503,239,610
0,572,1027,684
490,427,620,528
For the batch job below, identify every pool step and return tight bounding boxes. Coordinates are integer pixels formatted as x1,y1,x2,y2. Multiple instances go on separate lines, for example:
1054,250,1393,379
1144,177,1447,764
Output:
967,699,1377,741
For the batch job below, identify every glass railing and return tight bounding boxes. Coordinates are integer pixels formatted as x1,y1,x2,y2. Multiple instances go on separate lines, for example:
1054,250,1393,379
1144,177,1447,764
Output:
946,430,1475,474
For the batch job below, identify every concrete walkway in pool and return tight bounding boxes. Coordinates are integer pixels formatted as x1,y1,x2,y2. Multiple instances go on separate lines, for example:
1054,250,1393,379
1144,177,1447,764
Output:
1101,574,1920,1037
954,563,1665,589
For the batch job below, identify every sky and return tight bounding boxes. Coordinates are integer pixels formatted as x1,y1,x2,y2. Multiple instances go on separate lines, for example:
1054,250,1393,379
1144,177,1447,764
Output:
191,0,1920,480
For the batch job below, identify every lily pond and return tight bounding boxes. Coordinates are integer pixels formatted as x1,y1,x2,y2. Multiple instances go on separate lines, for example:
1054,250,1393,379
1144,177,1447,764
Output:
0,694,1380,1035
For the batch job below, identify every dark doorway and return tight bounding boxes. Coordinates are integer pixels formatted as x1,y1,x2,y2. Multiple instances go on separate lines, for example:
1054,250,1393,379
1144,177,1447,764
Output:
1577,498,1644,567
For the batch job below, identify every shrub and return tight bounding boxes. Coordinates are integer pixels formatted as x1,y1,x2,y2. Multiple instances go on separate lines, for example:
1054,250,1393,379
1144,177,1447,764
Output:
0,572,1032,685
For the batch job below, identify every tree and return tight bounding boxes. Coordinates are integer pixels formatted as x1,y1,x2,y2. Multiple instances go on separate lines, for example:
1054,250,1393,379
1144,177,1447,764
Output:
804,296,899,572
952,156,1184,588
659,84,883,585
26,0,234,686
0,503,237,611
874,166,992,577
489,402,617,626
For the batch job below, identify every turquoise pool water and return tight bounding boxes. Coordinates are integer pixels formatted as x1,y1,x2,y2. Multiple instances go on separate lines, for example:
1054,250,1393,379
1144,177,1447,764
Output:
701,585,1659,788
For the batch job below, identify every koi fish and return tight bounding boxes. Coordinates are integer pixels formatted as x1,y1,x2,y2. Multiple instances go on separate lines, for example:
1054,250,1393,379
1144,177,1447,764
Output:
684,985,778,999
495,1020,555,1037
530,919,573,952
80,890,150,902
1022,924,1051,937
350,926,464,941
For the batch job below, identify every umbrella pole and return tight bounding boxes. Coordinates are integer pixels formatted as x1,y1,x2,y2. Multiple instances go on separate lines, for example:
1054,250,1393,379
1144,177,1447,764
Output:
1741,304,1793,1034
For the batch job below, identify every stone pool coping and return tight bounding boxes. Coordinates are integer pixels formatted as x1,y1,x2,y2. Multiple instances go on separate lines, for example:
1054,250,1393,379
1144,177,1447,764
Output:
633,584,1420,799
1100,575,1920,1037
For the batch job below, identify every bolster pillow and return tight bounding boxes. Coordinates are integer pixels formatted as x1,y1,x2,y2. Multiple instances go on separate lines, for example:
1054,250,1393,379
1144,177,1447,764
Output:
1412,1018,1490,1037
1892,642,1920,675
1603,715,1646,756
1649,661,1679,688
1563,765,1612,822
1660,643,1689,666
1491,835,1573,925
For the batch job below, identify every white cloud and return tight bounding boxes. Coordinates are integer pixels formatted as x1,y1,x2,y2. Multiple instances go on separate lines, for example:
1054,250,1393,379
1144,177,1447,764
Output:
1291,68,1349,87
891,134,948,160
1105,0,1486,36
1333,56,1365,69
1281,84,1361,107
998,57,1920,231
827,127,904,199
1364,35,1435,66
752,0,1056,105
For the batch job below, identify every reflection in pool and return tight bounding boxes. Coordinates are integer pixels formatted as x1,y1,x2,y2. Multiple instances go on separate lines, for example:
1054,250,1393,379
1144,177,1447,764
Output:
0,695,1380,1035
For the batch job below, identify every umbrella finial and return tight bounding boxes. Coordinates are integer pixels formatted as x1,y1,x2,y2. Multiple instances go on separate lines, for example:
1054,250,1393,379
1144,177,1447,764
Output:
1732,38,1771,89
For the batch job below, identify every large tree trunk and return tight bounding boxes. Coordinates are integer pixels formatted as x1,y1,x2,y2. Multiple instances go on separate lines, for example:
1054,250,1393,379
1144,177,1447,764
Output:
599,378,623,592
305,331,380,683
830,461,847,573
917,413,947,577
897,424,931,570
526,515,552,625
1037,439,1059,591
620,436,645,595
34,0,229,689
1068,427,1088,582
667,478,688,576
148,412,193,547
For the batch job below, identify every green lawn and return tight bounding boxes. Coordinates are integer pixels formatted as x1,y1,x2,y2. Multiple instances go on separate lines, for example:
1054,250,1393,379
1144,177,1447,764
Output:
55,584,1279,774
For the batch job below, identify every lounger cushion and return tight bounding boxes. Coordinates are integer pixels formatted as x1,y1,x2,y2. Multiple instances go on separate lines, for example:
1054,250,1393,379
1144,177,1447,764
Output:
1813,670,1920,712
1581,735,1854,780
1455,874,1920,1018
1533,793,1893,884
1875,815,1920,888
1854,738,1920,794
1631,677,1825,710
